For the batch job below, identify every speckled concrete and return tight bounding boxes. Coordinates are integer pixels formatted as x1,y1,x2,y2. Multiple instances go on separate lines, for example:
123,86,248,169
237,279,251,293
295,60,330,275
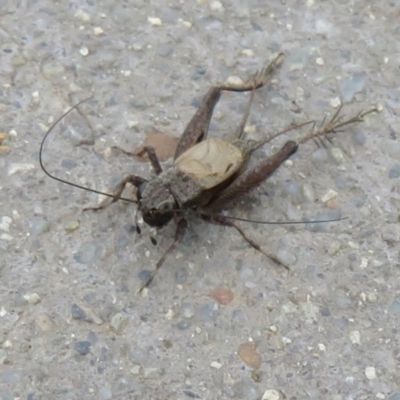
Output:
1,1,399,399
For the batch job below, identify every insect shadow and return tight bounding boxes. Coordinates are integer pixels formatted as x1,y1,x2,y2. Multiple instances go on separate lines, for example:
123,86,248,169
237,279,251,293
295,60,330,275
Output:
40,53,377,292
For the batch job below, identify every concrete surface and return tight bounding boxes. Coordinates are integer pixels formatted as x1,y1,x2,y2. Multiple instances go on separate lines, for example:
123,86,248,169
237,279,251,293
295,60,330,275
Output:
0,1,399,399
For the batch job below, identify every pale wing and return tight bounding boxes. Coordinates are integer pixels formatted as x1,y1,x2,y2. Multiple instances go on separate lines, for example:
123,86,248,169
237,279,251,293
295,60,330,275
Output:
175,138,243,189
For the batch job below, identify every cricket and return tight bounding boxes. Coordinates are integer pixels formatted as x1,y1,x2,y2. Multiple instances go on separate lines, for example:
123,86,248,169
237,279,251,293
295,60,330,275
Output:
40,53,377,291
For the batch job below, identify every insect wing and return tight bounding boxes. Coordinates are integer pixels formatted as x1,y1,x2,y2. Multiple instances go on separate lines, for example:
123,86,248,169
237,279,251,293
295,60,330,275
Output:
174,138,243,189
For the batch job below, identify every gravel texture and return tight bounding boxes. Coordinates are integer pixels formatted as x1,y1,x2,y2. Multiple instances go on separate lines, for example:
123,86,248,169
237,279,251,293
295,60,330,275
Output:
0,1,399,399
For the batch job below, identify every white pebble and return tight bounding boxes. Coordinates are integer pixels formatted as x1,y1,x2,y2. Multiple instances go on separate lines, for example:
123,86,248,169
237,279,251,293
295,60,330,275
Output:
23,293,41,304
32,91,39,98
130,365,140,375
282,337,292,344
316,57,325,65
9,129,17,137
148,17,162,26
74,10,91,22
359,257,368,269
226,76,244,87
349,330,361,345
318,343,326,352
262,389,280,400
182,20,192,28
321,189,338,203
0,216,12,232
0,233,14,242
8,163,35,175
269,325,278,332
365,366,376,380
210,361,222,369
93,27,104,36
241,49,254,57
330,97,341,108
79,47,89,56
210,1,224,11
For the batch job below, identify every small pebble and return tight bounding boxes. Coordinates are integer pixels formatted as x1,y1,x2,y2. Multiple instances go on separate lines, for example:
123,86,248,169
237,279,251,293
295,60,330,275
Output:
8,163,35,175
79,47,89,56
74,10,91,22
388,164,400,179
276,249,297,266
226,76,244,87
23,293,41,304
130,365,141,375
0,216,12,232
29,216,50,235
365,366,376,380
388,300,400,315
74,340,92,355
209,287,234,305
210,1,224,11
321,189,338,203
148,17,162,26
110,313,126,333
330,97,341,108
71,303,88,321
143,367,160,379
262,389,280,400
210,361,222,369
93,27,104,35
315,57,324,65
237,343,262,369
0,349,8,364
349,330,361,345
64,220,80,233
35,314,57,332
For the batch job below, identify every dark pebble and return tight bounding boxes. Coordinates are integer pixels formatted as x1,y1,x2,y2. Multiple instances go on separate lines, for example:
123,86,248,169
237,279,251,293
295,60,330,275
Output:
176,321,191,330
183,389,201,399
389,393,400,400
320,307,331,317
74,340,92,355
389,164,400,179
388,300,400,315
61,158,77,169
71,304,88,321
138,270,153,283
175,268,188,284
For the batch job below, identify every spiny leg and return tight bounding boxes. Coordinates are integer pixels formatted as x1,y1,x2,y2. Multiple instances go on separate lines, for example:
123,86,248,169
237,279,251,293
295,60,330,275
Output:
295,106,377,145
208,140,298,210
199,213,289,269
138,217,188,292
112,145,163,175
83,146,161,211
84,175,146,211
174,53,284,159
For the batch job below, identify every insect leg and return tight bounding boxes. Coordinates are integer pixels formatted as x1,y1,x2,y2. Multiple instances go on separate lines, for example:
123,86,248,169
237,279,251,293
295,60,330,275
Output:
174,53,284,159
111,145,163,174
199,213,289,269
294,106,377,145
208,141,298,210
138,218,188,292
84,175,146,211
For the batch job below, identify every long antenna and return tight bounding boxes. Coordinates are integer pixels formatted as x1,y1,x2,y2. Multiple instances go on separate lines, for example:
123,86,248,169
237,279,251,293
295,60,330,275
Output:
39,97,137,204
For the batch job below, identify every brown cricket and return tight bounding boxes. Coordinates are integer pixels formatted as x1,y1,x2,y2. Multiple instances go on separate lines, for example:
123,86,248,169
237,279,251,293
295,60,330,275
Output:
40,53,376,291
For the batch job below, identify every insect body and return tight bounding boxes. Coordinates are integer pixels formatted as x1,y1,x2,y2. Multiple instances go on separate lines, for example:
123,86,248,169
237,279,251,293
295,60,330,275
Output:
40,53,376,291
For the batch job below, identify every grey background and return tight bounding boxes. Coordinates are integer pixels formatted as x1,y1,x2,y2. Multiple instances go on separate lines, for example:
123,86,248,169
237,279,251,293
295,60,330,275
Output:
1,1,399,399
